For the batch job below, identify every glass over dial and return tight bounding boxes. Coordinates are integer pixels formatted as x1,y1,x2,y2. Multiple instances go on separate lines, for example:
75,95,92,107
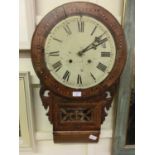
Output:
44,15,116,89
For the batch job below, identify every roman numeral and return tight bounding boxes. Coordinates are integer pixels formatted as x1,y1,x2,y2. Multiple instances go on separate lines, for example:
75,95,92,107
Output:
90,72,96,81
52,37,62,43
101,52,111,57
91,25,97,36
63,25,72,35
77,74,82,85
52,61,62,72
77,20,84,32
63,70,70,82
49,51,59,56
97,62,107,72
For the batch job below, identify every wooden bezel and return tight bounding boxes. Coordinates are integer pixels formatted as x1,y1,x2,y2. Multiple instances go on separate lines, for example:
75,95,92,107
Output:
31,2,126,99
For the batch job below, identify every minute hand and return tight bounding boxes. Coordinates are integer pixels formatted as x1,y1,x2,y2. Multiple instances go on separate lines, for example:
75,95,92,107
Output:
78,37,108,56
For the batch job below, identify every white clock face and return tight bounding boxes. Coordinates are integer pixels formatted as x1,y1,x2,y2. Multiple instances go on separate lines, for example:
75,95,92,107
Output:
44,15,116,89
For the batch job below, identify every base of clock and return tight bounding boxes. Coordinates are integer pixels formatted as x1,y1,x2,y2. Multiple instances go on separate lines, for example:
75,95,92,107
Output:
53,130,100,143
40,85,116,143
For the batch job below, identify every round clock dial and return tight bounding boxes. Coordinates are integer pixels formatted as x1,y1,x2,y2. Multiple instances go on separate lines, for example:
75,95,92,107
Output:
31,2,126,98
44,16,116,89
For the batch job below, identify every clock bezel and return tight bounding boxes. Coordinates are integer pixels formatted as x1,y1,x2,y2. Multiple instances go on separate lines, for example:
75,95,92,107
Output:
31,2,126,99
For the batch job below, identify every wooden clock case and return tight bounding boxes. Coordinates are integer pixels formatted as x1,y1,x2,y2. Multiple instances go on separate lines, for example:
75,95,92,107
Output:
31,2,126,143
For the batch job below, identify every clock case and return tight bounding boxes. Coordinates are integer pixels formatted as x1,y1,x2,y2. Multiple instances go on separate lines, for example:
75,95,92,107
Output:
31,2,126,143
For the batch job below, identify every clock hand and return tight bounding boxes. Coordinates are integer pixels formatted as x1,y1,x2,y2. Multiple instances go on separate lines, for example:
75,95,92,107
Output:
78,35,107,56
77,35,103,56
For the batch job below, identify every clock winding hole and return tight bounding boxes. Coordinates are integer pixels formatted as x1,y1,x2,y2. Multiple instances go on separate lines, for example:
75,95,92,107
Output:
69,59,73,63
88,59,92,63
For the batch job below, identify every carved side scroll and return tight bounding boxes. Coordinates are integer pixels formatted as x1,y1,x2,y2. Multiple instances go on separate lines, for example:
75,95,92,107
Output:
101,85,116,123
40,86,53,123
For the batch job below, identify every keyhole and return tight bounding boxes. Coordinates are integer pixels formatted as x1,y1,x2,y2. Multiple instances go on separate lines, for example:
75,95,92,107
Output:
69,59,73,63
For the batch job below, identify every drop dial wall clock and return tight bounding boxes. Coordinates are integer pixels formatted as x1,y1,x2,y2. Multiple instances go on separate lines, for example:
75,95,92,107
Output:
31,2,126,143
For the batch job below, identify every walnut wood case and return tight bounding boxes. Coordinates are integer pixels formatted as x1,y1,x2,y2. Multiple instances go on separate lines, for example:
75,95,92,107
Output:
31,2,126,143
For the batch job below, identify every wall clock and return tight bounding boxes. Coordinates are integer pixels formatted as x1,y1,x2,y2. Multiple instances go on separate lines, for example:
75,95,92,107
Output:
31,2,126,143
